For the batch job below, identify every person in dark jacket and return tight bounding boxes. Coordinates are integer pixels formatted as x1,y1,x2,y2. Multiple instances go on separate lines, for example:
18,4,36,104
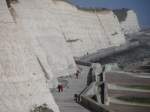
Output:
74,94,80,102
75,70,80,79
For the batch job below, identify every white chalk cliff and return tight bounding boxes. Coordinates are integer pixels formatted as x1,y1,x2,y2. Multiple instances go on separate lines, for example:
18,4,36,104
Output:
114,9,140,34
53,1,126,57
0,0,141,112
0,0,60,112
12,0,77,78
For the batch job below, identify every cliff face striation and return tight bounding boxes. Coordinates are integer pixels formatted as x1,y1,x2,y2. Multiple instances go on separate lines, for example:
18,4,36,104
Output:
0,0,60,112
0,0,141,112
12,0,77,78
114,9,140,34
53,1,126,57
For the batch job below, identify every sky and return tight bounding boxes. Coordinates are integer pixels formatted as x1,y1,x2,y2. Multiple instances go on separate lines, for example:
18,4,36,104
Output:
71,0,150,29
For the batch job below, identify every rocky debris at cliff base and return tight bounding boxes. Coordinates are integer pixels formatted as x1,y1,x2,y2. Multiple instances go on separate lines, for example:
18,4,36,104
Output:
30,104,54,112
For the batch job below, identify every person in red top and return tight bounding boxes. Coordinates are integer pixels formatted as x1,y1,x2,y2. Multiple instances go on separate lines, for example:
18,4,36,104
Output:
60,84,63,92
57,83,64,92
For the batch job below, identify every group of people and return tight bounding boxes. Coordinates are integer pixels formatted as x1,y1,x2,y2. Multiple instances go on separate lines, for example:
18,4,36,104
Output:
56,69,81,103
74,70,81,103
57,64,106,104
57,69,81,93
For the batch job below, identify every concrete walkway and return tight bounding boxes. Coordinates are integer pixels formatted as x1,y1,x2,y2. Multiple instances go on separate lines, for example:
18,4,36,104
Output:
52,65,91,112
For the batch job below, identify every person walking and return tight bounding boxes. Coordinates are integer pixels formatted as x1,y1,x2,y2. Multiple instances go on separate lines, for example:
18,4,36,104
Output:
57,83,64,92
75,70,80,79
74,94,80,103
60,84,64,92
57,84,61,92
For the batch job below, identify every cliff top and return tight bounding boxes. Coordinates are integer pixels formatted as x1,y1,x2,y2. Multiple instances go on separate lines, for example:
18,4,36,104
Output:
76,6,111,12
54,0,111,12
113,8,130,22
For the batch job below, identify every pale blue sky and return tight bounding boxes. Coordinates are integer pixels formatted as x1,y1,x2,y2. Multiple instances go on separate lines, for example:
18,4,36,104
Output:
71,0,150,29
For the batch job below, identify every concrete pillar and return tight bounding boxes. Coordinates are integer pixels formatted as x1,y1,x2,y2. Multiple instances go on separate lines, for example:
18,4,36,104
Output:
104,82,109,105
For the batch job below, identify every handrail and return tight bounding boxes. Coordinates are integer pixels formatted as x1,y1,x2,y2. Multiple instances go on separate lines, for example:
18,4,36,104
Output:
77,83,94,103
79,82,95,96
78,86,89,97
77,82,112,112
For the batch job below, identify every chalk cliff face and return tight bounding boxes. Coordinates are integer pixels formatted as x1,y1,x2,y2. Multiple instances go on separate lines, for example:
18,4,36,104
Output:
52,1,126,57
114,9,140,34
0,0,60,112
0,0,131,112
12,0,77,77
11,0,127,75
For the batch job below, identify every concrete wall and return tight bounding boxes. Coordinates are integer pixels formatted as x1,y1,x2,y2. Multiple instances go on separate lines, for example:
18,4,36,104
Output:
105,71,150,112
105,71,150,86
109,103,150,112
80,95,111,112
